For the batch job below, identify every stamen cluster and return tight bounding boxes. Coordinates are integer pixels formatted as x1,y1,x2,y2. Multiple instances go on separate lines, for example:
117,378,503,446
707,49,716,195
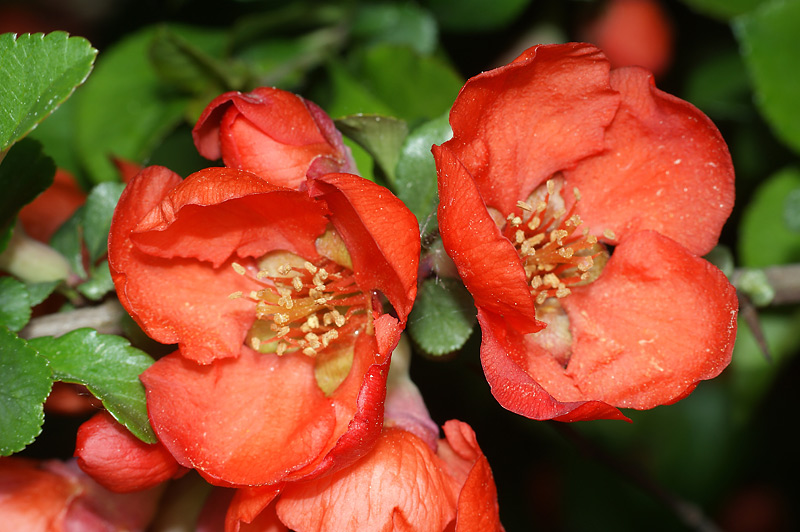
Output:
230,258,369,357
502,180,611,305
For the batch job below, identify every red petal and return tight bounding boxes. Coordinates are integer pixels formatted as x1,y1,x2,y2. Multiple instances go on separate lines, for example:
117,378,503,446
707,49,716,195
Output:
478,309,627,421
434,144,541,335
566,67,735,256
579,0,674,77
0,457,78,531
224,486,286,532
109,167,260,363
18,168,85,243
309,173,420,322
562,230,738,409
277,428,460,532
141,347,337,486
131,167,327,267
193,88,348,189
442,43,620,214
74,411,182,493
439,421,503,532
286,314,398,481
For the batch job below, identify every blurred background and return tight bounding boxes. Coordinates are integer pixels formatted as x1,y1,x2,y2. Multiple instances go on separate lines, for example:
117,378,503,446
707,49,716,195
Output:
2,0,798,530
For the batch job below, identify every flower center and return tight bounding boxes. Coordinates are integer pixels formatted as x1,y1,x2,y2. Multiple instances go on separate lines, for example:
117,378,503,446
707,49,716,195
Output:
229,230,371,359
497,177,611,307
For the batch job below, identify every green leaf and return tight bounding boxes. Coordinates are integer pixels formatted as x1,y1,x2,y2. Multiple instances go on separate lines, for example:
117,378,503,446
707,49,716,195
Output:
149,25,236,95
0,327,52,456
355,44,463,123
352,3,438,55
425,0,532,31
323,60,396,119
75,26,188,183
681,0,768,19
0,32,96,151
0,277,32,332
49,205,86,278
783,186,800,232
29,328,157,443
335,115,409,182
0,138,56,237
408,278,476,356
83,182,125,262
739,166,800,267
395,112,452,225
682,49,753,121
77,260,115,301
735,0,800,154
25,280,60,307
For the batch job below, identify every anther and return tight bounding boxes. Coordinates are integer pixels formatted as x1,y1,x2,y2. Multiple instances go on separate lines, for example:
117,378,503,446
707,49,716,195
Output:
228,291,243,299
232,262,247,275
304,262,318,274
603,229,616,240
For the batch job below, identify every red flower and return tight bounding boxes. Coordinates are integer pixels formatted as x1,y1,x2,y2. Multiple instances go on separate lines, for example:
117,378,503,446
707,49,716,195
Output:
579,0,674,77
0,456,162,531
18,169,86,243
193,87,356,189
433,43,737,421
225,421,503,532
107,165,419,486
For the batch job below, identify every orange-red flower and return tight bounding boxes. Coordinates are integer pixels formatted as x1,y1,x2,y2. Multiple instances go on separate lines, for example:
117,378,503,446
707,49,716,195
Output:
224,421,502,532
193,87,356,189
0,456,162,531
107,165,419,486
433,43,737,421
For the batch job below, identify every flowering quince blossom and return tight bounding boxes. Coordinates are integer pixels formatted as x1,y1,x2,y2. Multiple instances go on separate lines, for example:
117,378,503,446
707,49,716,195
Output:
433,42,738,422
0,456,162,532
99,164,419,487
221,341,503,532
193,86,357,189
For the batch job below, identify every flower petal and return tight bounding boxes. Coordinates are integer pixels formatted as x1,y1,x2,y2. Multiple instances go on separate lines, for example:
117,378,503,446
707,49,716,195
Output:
131,167,327,267
309,173,420,322
434,144,541,335
276,428,460,532
442,42,620,214
478,309,628,421
562,230,738,408
286,314,398,481
224,486,285,532
109,167,265,363
74,411,182,493
439,421,503,532
141,347,337,486
566,67,735,256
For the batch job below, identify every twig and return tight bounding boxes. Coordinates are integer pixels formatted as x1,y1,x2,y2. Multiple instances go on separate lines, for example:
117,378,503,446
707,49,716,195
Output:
19,299,126,339
550,422,723,532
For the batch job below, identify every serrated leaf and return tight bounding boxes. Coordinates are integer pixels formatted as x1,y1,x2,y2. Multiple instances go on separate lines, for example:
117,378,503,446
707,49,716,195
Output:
83,182,125,262
25,280,60,307
0,327,53,455
735,0,800,154
739,166,800,267
78,260,115,301
395,112,452,224
0,138,56,234
75,26,188,183
408,278,476,356
29,328,157,443
335,115,408,182
0,32,96,151
0,277,32,331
